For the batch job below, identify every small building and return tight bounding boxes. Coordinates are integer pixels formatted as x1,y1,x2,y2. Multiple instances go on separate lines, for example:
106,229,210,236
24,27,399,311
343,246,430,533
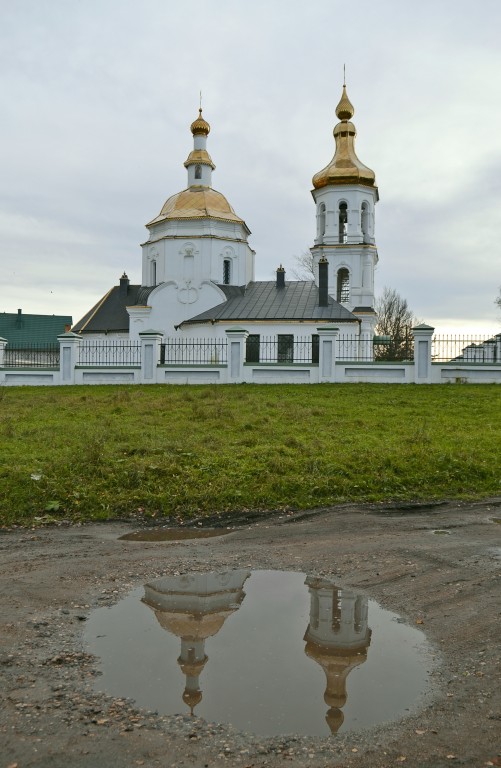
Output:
73,84,379,358
0,309,72,347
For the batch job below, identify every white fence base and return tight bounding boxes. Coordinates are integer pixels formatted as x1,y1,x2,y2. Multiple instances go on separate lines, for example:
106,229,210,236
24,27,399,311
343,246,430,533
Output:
1,328,501,386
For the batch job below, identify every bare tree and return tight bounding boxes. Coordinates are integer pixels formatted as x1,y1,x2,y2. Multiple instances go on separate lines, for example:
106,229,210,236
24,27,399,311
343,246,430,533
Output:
374,287,418,361
291,250,315,280
496,286,501,312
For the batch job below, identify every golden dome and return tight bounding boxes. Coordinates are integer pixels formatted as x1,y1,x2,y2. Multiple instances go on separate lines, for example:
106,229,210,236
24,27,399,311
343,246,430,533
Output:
152,609,232,638
184,148,215,170
183,688,203,711
147,187,246,226
336,85,354,120
312,85,376,190
190,108,210,136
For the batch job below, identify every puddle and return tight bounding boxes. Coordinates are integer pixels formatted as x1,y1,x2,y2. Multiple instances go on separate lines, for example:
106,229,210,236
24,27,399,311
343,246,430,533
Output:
119,528,233,542
432,529,451,535
84,570,434,737
491,518,501,524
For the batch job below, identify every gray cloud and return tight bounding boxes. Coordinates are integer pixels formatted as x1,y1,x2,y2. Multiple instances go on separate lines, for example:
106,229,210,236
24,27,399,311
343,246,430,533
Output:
1,0,500,333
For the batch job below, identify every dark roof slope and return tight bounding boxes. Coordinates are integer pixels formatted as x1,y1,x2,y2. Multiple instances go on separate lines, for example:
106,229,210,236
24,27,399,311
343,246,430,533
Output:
181,281,357,326
72,284,154,333
0,311,72,347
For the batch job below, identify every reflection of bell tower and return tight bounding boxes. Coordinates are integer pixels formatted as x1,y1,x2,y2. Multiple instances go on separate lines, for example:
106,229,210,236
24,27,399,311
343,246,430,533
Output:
142,570,250,715
303,576,371,733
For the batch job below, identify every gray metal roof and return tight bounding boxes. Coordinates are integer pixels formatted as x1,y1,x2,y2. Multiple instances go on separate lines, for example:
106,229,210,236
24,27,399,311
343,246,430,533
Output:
72,279,359,334
72,283,154,334
181,281,357,326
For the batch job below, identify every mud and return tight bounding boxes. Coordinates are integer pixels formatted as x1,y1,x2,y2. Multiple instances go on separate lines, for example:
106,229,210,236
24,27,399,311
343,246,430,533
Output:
1,499,500,767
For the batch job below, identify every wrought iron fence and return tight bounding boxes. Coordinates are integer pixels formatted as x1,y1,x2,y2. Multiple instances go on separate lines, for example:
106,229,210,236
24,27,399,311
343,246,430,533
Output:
161,338,228,365
245,335,318,364
372,333,414,362
335,335,414,362
432,335,501,364
3,344,60,368
78,341,142,366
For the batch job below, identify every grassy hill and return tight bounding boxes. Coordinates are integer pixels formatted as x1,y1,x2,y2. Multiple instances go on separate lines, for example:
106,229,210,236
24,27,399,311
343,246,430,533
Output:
1,383,500,525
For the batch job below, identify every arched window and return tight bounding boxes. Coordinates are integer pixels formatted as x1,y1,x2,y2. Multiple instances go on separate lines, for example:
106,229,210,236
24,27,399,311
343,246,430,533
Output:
361,202,369,242
318,203,326,238
223,258,231,285
339,202,348,244
151,260,157,286
337,268,350,303
195,164,202,180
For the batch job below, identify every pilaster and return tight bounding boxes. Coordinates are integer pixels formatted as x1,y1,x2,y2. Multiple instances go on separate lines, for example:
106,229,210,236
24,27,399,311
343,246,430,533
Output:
412,324,435,383
139,330,163,383
58,332,82,385
225,328,249,382
317,326,339,382
0,337,7,367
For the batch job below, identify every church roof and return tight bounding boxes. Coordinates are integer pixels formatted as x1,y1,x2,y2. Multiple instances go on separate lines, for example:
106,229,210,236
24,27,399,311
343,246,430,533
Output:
72,282,153,334
180,281,357,326
147,187,247,228
0,310,72,347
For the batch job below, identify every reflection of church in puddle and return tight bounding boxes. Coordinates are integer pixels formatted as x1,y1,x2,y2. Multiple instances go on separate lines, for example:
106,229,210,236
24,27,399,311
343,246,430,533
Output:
142,570,250,713
142,570,371,733
304,576,371,733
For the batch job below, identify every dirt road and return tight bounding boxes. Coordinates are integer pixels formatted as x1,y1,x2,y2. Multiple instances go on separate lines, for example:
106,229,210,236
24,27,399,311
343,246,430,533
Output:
1,500,500,768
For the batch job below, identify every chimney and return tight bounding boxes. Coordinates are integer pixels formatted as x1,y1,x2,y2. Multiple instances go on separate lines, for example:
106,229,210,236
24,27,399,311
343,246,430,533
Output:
119,272,130,298
276,264,285,289
15,308,23,329
318,257,329,307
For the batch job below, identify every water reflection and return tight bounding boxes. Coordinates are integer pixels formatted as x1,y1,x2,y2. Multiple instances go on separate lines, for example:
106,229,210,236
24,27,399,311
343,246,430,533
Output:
85,569,431,736
304,577,371,733
141,570,371,731
142,570,250,714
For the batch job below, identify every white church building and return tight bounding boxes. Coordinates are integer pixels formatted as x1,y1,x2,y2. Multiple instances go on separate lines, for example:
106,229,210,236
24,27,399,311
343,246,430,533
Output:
73,85,380,357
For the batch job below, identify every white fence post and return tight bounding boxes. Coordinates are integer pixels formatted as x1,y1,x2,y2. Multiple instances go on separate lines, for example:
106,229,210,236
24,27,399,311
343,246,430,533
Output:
317,326,339,382
0,337,7,368
496,333,501,363
412,324,435,383
225,329,248,382
58,332,82,385
139,331,163,383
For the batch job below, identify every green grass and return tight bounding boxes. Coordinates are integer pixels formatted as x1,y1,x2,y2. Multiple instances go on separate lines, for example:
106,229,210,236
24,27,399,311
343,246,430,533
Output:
0,383,500,526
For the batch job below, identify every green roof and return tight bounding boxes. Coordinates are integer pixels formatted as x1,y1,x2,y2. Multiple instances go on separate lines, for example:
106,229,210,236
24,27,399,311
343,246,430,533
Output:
0,311,72,348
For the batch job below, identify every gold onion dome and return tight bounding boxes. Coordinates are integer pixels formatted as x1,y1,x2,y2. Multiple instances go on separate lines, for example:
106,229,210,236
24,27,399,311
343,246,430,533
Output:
312,85,376,190
336,85,355,120
190,108,210,136
183,688,203,711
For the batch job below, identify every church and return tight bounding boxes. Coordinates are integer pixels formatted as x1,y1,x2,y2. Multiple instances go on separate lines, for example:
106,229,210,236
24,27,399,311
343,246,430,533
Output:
73,84,380,355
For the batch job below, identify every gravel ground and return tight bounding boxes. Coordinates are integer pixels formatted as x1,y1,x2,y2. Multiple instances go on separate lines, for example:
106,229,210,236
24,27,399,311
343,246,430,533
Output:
1,499,500,768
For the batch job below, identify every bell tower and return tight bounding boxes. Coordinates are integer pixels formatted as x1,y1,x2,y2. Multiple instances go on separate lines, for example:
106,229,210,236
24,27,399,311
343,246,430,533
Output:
310,83,378,330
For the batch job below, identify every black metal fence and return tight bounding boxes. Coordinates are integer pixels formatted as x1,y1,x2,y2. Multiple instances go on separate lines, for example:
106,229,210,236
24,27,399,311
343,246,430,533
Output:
245,335,319,364
78,341,142,366
4,334,499,372
161,338,228,365
432,335,501,364
3,344,60,368
336,335,415,362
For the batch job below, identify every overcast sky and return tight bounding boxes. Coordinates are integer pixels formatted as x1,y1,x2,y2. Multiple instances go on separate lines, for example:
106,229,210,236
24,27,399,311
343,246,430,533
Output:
1,0,500,333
